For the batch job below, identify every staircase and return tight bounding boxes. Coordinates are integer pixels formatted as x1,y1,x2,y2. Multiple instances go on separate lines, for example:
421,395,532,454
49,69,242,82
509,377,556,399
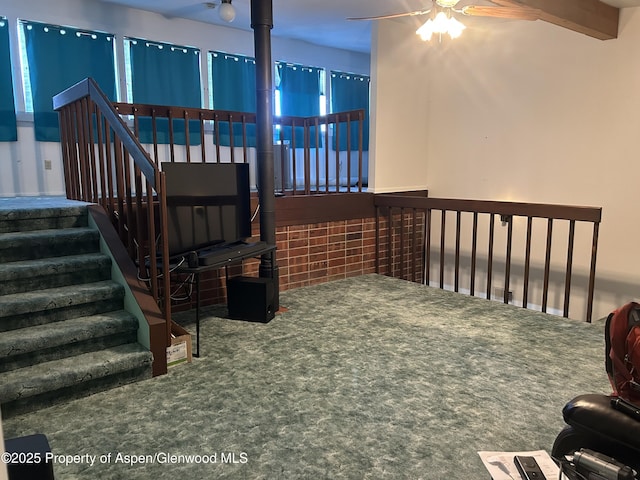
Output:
0,202,153,418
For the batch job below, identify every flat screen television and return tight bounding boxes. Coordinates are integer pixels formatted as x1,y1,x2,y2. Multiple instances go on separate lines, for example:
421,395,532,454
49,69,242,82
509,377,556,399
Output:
162,162,252,257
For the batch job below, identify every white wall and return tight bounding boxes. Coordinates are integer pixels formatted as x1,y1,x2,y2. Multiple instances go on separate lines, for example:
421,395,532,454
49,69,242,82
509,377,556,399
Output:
371,9,640,319
0,0,370,197
369,20,430,193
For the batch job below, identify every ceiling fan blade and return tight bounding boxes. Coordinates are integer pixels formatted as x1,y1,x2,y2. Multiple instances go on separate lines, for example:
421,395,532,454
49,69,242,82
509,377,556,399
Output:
347,9,431,21
461,5,540,21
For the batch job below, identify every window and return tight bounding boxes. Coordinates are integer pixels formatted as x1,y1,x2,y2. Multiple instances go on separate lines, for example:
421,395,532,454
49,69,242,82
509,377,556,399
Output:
125,37,201,145
275,62,324,147
330,71,370,151
209,51,256,147
20,20,116,142
0,16,17,141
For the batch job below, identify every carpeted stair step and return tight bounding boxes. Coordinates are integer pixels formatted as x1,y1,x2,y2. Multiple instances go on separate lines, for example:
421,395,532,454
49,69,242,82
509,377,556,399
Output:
0,205,88,234
0,281,125,332
0,253,112,296
0,227,100,263
0,343,153,417
0,311,139,373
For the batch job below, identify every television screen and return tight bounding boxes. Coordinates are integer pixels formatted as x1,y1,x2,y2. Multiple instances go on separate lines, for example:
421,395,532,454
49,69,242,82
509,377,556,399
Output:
162,162,252,257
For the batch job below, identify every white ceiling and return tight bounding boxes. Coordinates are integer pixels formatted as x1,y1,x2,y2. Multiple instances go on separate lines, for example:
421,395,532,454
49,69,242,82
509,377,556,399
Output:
97,0,640,54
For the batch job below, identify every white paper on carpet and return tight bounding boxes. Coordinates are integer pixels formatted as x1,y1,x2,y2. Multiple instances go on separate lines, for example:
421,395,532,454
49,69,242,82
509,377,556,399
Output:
478,449,560,480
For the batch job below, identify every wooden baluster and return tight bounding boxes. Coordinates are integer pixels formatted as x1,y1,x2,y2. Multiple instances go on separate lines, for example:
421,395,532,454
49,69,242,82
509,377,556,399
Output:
74,101,89,201
105,123,117,217
425,208,432,286
399,208,405,280
324,115,330,194
542,218,554,313
95,110,108,209
314,117,320,193
586,221,600,323
213,113,221,162
455,211,461,292
200,112,206,163
487,213,495,300
440,210,446,289
228,114,235,163
387,206,393,276
470,212,478,296
411,208,419,282
523,217,533,310
167,108,175,163
184,109,191,163
563,220,576,318
358,110,364,192
504,214,513,304
346,112,352,193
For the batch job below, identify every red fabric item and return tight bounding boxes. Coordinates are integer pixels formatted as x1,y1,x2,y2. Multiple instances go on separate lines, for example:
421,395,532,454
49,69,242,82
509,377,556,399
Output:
607,302,640,403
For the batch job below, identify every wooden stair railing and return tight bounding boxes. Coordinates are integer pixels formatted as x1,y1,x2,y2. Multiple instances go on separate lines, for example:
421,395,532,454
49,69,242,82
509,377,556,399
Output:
374,195,602,322
53,78,172,374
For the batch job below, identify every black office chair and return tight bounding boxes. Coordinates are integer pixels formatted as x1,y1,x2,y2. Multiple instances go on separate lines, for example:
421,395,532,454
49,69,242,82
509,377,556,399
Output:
551,394,640,472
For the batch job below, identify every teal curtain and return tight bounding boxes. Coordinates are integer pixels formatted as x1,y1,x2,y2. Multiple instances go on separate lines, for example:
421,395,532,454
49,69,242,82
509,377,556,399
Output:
23,21,116,142
277,62,322,148
331,71,369,151
210,51,256,147
0,17,16,141
128,38,201,145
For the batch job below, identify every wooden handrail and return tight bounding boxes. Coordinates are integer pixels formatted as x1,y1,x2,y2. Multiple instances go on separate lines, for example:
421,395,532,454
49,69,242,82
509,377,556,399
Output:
374,196,602,222
55,80,158,183
374,195,602,322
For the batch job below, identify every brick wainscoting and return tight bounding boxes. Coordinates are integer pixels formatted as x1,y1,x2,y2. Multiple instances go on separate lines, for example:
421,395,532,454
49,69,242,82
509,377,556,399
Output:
170,217,378,312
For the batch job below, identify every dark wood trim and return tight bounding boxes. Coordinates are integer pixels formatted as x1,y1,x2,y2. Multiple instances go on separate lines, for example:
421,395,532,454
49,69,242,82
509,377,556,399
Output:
266,190,430,228
272,192,376,226
377,190,429,198
494,0,619,40
88,205,167,377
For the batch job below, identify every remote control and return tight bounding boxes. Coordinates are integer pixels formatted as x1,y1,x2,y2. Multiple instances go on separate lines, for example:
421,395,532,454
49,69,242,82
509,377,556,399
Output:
514,455,546,480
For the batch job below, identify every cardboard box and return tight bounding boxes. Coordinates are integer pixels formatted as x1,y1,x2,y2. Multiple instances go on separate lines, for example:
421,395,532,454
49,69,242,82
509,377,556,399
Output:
167,322,192,367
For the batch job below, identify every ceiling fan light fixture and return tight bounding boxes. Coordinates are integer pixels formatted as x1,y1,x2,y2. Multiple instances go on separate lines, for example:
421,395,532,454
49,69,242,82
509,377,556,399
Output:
446,16,465,38
218,0,236,23
416,10,465,41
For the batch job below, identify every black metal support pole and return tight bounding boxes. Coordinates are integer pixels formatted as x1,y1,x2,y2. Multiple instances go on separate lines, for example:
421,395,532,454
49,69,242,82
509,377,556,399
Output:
251,0,279,311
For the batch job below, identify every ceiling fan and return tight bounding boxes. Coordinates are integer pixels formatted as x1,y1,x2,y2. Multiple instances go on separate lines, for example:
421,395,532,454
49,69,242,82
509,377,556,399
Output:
348,0,540,40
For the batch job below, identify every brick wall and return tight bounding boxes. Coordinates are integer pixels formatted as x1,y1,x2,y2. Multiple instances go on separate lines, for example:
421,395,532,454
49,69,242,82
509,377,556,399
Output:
170,216,379,312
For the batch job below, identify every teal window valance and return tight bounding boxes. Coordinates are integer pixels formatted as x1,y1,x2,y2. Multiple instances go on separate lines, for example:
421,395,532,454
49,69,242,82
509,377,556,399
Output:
0,17,17,142
126,37,201,145
22,20,116,142
330,71,370,152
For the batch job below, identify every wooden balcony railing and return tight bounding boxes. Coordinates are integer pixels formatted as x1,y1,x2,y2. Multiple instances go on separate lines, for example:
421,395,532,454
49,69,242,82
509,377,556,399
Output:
374,195,602,322
112,103,367,195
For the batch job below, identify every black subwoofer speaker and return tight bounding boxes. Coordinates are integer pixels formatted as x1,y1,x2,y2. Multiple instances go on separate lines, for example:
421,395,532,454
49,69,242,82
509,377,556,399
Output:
226,276,275,323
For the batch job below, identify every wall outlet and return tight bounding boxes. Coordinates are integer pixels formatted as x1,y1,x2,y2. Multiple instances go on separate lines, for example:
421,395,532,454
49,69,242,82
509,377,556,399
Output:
44,160,52,170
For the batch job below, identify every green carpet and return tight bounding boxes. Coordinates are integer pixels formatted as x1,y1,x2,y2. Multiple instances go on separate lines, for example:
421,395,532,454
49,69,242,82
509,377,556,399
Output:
2,274,610,479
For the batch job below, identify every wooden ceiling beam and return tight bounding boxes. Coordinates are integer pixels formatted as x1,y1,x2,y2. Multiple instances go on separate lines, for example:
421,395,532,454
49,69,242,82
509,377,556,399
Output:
491,0,619,40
